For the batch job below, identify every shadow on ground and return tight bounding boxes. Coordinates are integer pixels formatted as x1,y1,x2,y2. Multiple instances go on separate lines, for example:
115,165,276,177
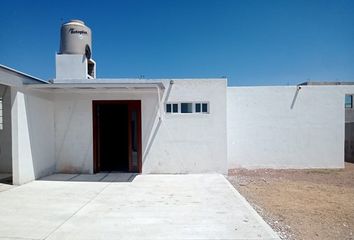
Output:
39,172,138,183
0,173,12,185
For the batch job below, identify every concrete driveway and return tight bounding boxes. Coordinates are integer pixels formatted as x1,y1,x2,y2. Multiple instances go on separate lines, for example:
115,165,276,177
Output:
0,174,279,240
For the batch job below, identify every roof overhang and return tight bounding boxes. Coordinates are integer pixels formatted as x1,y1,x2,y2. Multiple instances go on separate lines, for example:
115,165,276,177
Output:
24,79,166,92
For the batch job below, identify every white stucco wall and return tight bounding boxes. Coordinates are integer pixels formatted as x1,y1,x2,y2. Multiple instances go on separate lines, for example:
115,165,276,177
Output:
0,85,12,173
227,85,354,169
11,89,55,184
53,89,159,173
53,79,227,174
144,80,227,174
55,54,88,80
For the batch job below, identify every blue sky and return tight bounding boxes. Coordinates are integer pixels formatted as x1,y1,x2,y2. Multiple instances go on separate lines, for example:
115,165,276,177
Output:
0,0,353,86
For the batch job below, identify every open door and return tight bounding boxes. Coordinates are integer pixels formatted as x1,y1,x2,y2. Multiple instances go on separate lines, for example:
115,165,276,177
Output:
128,101,142,172
93,100,142,173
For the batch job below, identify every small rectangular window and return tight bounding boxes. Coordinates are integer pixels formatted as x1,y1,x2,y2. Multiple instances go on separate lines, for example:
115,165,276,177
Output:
172,104,178,113
166,103,179,113
195,103,201,112
166,102,209,114
166,104,172,113
181,103,193,113
202,103,208,113
345,95,353,108
0,97,3,130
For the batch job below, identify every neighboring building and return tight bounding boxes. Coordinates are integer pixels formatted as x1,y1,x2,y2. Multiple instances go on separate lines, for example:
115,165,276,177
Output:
0,20,353,185
345,94,354,163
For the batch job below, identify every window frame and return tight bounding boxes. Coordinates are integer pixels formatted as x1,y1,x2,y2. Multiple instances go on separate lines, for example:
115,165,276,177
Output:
345,95,353,109
195,103,201,113
165,103,179,114
166,103,172,113
165,102,210,114
180,102,193,113
201,102,209,113
172,103,179,113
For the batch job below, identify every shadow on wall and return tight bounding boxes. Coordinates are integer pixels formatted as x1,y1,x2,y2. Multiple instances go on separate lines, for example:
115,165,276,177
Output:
24,91,56,180
55,99,91,174
142,82,173,164
0,85,12,175
290,86,301,109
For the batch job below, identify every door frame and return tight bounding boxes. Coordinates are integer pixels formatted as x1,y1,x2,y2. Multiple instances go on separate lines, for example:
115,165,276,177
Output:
92,100,142,173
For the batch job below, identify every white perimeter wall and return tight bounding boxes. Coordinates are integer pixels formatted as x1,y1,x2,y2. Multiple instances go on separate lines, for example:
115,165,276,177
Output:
227,85,354,169
53,79,227,174
11,88,55,184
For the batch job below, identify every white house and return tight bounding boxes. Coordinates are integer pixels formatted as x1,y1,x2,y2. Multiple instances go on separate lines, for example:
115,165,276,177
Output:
0,20,353,185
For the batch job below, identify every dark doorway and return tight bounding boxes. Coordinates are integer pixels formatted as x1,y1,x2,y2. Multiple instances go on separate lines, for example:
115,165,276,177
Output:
99,104,129,171
93,101,142,173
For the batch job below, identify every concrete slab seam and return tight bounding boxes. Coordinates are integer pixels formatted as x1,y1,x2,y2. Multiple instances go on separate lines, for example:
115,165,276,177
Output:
42,181,113,239
66,174,81,181
0,184,19,195
221,175,281,240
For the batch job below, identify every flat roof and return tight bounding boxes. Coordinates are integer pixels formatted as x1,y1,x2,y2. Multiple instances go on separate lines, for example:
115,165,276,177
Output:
52,78,225,84
28,78,226,90
299,81,354,86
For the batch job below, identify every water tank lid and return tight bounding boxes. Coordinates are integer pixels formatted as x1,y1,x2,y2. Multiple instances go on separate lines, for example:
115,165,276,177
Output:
64,19,85,26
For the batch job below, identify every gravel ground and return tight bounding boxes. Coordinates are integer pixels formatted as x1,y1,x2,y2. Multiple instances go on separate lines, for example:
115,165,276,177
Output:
227,162,354,240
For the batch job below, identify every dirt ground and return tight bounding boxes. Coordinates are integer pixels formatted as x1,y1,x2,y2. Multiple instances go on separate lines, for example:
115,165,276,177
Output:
227,162,354,240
